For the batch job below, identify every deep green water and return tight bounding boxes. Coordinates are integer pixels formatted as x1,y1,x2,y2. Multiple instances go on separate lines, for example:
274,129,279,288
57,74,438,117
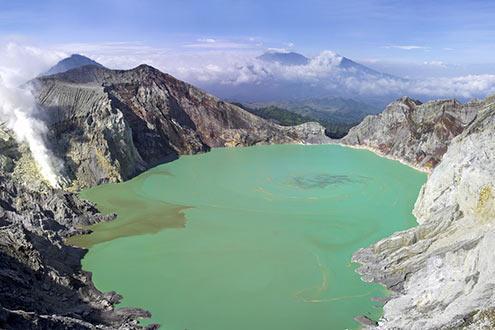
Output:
70,144,426,330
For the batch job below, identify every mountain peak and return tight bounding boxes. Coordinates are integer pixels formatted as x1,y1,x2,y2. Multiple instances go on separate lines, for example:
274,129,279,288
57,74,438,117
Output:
257,51,309,66
43,54,104,76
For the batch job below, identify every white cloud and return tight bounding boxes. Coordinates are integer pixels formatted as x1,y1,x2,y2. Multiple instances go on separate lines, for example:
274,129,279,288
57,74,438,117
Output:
198,38,216,43
168,50,495,99
265,47,291,53
16,41,495,101
411,75,495,98
385,45,430,50
183,37,262,50
423,60,447,68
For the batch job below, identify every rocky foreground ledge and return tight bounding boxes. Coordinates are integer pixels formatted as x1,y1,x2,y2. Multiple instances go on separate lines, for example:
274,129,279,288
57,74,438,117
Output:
0,171,156,328
343,95,495,329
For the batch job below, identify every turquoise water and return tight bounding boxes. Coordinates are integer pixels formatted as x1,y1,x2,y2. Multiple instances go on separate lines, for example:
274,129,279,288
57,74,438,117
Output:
70,144,426,330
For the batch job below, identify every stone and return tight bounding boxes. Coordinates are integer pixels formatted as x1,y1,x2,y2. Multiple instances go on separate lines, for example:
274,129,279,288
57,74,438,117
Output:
347,95,495,329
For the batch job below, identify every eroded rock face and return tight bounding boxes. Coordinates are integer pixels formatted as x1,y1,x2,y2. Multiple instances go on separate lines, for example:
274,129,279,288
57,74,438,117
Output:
341,96,488,171
350,98,495,329
0,133,154,329
34,65,330,189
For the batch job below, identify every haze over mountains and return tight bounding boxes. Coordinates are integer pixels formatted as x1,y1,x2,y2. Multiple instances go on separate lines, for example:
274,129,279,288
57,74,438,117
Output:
196,50,400,104
40,51,493,138
257,51,310,66
40,54,382,137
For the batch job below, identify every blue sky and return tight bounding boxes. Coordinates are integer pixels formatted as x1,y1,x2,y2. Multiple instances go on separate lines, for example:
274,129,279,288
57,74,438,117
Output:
1,0,495,77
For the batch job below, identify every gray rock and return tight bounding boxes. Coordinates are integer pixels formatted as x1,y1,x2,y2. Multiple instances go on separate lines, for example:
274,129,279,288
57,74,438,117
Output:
0,169,155,329
341,96,488,171
32,64,330,189
347,96,495,329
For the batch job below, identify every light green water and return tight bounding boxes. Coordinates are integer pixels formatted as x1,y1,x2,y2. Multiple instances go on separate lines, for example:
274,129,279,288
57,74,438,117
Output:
70,144,426,330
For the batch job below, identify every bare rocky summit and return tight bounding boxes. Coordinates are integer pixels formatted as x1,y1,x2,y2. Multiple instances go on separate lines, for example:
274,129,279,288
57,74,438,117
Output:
33,64,329,189
345,95,495,329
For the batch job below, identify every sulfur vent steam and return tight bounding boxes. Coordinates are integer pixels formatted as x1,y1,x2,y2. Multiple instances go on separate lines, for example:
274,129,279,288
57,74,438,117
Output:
0,43,66,188
0,78,65,188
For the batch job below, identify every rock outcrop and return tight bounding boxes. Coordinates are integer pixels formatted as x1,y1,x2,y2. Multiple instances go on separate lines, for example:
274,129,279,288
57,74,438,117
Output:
341,96,488,171
346,96,495,329
34,64,330,189
0,128,155,329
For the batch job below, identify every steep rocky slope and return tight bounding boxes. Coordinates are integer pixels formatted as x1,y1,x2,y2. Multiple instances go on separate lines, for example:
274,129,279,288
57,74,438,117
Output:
345,96,495,329
0,128,154,329
341,96,487,171
33,64,329,189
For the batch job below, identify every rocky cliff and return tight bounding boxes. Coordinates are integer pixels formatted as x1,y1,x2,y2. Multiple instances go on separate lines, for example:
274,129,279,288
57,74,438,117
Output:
341,96,487,171
345,95,495,329
0,128,154,329
33,64,329,189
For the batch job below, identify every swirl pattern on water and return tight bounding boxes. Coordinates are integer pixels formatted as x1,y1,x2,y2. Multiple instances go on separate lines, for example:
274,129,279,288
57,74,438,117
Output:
73,144,426,330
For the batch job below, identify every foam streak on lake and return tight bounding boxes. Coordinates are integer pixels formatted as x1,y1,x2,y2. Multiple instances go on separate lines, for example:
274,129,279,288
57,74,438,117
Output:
70,144,426,330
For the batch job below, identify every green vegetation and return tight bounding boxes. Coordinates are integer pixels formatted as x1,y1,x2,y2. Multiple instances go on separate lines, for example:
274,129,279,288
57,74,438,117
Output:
233,103,359,138
233,103,312,126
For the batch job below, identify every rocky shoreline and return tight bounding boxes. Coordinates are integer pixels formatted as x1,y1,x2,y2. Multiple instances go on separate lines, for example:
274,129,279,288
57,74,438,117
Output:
0,172,157,329
336,142,431,174
343,96,495,329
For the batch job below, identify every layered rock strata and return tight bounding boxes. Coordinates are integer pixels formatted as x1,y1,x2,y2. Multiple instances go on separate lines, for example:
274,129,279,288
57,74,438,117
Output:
341,96,490,171
0,129,155,329
346,96,495,329
34,64,330,189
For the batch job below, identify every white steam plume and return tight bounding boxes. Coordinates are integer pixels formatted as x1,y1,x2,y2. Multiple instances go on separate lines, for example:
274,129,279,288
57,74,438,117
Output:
0,43,65,188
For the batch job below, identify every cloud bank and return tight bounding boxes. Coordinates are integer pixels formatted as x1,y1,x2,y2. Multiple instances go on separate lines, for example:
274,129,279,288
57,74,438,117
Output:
47,41,495,101
156,50,495,100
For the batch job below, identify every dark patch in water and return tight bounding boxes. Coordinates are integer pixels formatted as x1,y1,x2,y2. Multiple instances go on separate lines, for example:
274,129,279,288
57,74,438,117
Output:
289,174,368,189
67,170,188,248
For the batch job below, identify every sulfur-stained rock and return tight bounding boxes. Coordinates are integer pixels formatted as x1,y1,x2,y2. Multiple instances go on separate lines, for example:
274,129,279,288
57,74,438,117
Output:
350,98,495,329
